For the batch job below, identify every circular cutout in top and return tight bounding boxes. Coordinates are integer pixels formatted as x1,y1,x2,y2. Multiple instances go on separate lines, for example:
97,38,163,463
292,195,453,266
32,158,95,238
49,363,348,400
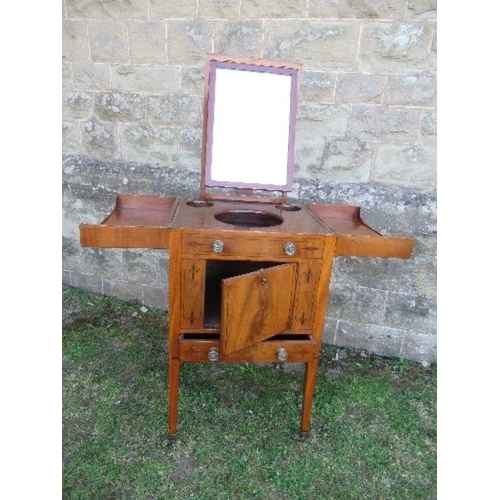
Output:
214,209,283,227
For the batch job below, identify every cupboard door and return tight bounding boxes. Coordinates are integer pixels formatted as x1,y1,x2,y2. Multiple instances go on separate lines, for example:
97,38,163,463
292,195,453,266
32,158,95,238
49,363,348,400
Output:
221,263,296,356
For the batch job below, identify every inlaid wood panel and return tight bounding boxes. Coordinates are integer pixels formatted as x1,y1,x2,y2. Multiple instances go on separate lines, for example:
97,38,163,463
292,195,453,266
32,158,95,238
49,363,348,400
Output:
292,260,323,331
180,259,205,329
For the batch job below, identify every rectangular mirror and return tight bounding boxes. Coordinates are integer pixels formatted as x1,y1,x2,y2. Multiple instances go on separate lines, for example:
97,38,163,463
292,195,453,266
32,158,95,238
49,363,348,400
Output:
201,55,301,198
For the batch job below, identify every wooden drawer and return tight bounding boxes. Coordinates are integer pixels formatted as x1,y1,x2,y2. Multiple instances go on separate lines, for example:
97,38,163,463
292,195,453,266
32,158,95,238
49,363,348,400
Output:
179,334,317,363
181,232,324,259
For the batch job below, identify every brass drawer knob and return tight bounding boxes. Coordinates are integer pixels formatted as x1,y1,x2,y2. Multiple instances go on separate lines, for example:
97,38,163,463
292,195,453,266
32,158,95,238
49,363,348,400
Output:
212,239,224,253
284,241,296,256
207,347,219,362
277,347,288,362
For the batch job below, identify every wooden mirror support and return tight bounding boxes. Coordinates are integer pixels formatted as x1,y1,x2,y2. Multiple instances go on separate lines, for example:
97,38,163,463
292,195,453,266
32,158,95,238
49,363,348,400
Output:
200,54,301,204
79,54,415,441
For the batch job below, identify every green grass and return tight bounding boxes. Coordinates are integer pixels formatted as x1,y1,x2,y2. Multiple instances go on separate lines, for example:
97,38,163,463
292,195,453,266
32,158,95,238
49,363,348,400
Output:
62,285,436,499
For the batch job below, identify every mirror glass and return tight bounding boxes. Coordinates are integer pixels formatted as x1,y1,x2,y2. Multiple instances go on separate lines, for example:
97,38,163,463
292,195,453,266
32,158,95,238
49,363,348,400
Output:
204,58,299,192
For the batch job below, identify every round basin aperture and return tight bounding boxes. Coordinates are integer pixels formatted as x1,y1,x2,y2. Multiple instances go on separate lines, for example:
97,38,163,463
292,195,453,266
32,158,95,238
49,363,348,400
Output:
214,209,283,228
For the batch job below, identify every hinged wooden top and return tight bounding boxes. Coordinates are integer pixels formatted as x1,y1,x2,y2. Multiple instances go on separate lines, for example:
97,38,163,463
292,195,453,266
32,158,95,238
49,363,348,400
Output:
172,199,327,235
80,194,414,259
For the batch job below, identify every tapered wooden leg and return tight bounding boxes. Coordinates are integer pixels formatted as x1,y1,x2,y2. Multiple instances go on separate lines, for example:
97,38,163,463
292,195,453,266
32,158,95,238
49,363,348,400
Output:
168,356,180,439
300,358,319,437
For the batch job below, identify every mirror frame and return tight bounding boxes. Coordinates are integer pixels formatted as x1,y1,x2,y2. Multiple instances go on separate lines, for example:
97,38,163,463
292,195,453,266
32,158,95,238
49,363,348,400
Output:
200,54,302,203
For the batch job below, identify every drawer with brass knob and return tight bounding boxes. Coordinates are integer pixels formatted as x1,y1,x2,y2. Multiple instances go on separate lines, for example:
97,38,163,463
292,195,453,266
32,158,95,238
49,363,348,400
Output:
178,333,316,363
181,232,324,259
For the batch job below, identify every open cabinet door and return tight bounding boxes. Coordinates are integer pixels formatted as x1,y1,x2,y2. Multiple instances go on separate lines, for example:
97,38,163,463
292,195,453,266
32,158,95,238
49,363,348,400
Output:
220,263,297,356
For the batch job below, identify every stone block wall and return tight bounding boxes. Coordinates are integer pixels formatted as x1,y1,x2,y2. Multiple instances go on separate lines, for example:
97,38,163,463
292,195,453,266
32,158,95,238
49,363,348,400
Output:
62,0,437,363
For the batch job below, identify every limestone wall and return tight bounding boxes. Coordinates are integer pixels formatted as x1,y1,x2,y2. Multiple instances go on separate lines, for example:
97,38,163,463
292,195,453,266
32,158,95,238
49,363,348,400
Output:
62,0,437,362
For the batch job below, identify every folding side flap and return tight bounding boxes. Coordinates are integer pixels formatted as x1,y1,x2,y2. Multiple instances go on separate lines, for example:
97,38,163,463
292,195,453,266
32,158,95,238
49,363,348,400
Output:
79,195,179,249
221,263,296,356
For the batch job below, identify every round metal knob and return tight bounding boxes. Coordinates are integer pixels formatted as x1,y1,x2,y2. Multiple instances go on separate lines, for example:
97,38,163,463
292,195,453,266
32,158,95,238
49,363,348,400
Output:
277,347,288,362
212,240,224,253
284,241,296,256
207,347,219,362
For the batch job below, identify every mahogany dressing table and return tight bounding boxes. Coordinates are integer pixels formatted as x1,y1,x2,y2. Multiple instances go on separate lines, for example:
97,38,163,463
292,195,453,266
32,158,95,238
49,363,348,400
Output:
80,55,414,439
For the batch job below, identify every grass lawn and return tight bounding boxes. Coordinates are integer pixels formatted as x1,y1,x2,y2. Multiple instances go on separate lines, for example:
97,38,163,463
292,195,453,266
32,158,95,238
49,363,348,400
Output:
62,285,436,499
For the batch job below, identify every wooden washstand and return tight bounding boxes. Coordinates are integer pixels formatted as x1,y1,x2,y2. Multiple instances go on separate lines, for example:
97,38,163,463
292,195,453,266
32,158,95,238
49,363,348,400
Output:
80,55,414,439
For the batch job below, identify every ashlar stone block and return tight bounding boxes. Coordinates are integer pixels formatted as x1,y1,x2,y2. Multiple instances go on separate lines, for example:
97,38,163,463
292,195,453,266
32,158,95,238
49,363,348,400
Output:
111,65,181,93
406,0,437,20
143,284,168,309
334,320,404,360
167,21,213,65
146,95,201,128
240,0,307,18
120,124,178,164
329,283,387,325
320,317,338,345
94,92,144,123
65,0,148,19
294,139,323,179
62,183,115,238
83,247,123,279
333,255,416,294
103,279,143,303
349,105,421,142
296,103,350,139
63,120,81,153
411,236,437,296
359,21,434,73
299,71,335,102
335,73,385,104
82,119,117,159
62,63,73,89
372,144,436,189
182,66,205,96
214,21,263,58
308,0,406,19
384,75,437,106
384,292,437,334
89,20,129,63
428,28,437,73
71,272,103,295
73,63,110,91
198,0,240,19
150,0,197,19
295,138,373,182
62,237,83,273
264,20,360,71
62,20,89,62
158,254,169,288
62,90,93,120
129,21,166,64
122,250,159,285
179,128,202,170
319,139,373,182
400,332,436,363
419,109,437,145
